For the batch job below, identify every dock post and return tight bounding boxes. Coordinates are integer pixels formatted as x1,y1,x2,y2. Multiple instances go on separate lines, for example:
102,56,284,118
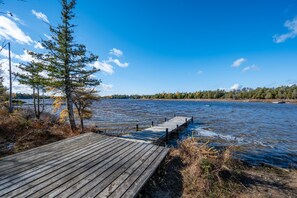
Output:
136,124,139,131
185,118,188,127
165,118,167,122
174,114,176,117
151,121,154,126
191,116,194,123
176,125,179,138
166,128,169,143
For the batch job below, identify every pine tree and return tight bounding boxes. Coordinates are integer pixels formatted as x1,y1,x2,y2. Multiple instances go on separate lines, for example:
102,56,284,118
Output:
34,0,100,131
16,61,46,119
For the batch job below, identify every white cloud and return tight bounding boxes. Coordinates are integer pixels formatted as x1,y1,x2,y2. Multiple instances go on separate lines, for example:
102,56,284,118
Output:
0,49,34,62
231,58,247,67
109,48,123,57
230,83,242,90
44,34,51,40
34,41,44,49
32,10,49,23
100,83,114,91
242,65,259,72
0,58,32,93
274,17,297,43
107,57,129,68
0,16,33,44
197,70,203,75
91,60,114,75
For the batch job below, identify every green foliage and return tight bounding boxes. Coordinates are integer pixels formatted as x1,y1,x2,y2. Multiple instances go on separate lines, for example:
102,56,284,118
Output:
110,85,297,100
15,61,47,119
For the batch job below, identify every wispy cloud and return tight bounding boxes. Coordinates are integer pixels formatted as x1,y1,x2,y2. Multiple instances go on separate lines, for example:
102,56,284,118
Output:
231,58,247,67
107,57,129,68
273,17,297,43
44,34,51,40
109,48,123,57
34,41,44,49
91,60,114,75
197,70,203,75
100,83,114,91
32,10,49,23
0,58,32,93
0,49,34,62
220,83,243,91
230,83,242,90
0,16,33,44
242,65,259,72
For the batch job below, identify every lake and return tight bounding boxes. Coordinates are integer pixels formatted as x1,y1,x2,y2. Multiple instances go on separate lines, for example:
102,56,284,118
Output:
22,99,297,168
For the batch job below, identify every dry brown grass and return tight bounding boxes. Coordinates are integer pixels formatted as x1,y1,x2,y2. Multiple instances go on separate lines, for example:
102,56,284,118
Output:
139,138,245,198
0,108,79,157
178,138,243,198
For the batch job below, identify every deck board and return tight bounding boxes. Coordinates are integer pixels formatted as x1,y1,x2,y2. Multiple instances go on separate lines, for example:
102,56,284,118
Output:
0,133,170,198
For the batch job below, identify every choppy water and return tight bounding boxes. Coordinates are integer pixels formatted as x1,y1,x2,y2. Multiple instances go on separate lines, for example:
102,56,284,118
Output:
22,99,297,168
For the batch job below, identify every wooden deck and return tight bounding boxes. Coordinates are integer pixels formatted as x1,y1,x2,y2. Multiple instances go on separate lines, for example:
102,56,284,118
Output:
0,133,169,198
121,116,192,144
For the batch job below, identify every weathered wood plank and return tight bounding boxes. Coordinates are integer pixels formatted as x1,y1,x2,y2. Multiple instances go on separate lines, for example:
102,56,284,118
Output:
120,147,169,198
0,137,116,196
52,142,146,198
0,136,112,189
81,144,155,197
0,134,107,175
108,146,167,198
0,132,92,162
96,145,158,198
5,138,132,198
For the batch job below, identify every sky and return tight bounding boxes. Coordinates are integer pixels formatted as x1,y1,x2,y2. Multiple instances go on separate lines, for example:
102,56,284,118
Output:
0,0,297,96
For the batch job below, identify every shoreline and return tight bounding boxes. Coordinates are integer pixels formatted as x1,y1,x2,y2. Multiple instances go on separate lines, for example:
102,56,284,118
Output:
137,98,297,104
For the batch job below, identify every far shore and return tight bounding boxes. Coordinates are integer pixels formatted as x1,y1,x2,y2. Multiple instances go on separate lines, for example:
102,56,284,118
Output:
137,98,297,104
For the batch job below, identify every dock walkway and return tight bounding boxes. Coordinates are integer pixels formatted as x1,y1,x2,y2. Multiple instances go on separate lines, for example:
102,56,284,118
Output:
121,116,192,144
0,133,168,198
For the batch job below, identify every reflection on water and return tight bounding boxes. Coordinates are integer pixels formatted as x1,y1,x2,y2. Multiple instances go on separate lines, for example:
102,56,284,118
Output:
22,99,297,168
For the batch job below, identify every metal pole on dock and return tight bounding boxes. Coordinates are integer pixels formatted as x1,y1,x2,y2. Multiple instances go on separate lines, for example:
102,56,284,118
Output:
165,118,167,122
176,125,179,138
185,118,188,127
191,116,194,123
166,128,168,143
136,124,139,131
151,121,154,126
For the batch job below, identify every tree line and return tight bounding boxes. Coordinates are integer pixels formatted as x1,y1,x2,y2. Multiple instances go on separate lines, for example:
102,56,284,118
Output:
0,0,100,132
110,85,297,100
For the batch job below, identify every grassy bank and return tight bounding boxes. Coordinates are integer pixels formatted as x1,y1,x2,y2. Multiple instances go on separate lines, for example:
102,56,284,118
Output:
0,108,80,157
138,138,297,198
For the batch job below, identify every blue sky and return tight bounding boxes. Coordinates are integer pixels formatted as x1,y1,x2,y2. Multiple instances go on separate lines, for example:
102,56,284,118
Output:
0,0,297,95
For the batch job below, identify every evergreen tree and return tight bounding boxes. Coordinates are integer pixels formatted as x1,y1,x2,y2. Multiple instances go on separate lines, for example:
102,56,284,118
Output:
33,0,99,131
16,61,46,119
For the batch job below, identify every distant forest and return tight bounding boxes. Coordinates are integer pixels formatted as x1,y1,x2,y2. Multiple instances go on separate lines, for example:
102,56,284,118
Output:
109,85,297,100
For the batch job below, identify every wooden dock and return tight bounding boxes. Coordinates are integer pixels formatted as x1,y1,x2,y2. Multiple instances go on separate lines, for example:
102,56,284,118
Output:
121,116,192,144
0,133,168,198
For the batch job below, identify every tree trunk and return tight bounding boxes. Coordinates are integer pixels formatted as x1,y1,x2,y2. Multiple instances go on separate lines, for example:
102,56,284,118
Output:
37,87,40,119
80,116,84,133
33,87,37,118
65,87,76,131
